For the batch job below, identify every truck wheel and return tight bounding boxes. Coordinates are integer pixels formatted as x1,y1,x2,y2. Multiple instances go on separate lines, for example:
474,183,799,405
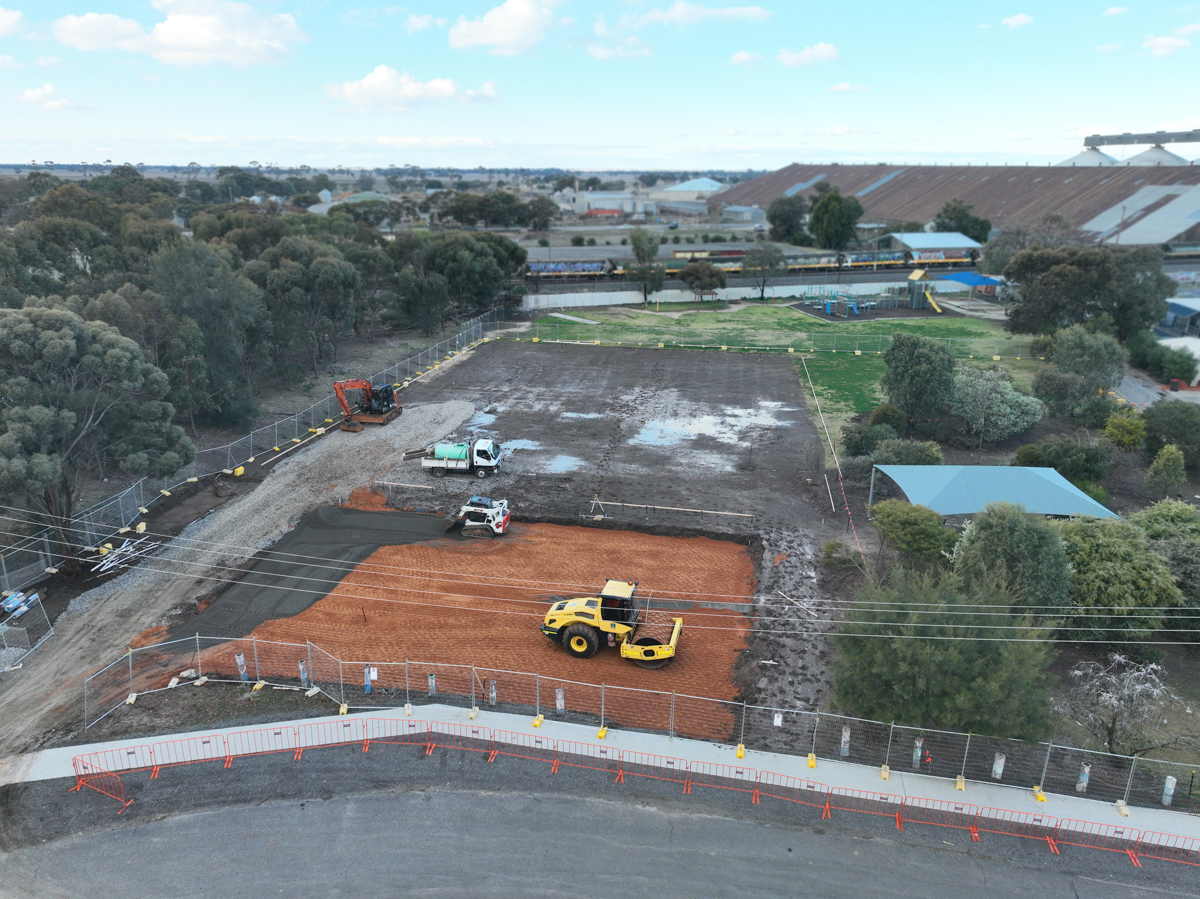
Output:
431,468,446,479
562,624,599,659
474,467,491,479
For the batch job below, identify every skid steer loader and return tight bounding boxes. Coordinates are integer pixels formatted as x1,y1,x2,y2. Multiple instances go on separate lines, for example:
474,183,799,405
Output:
541,579,682,669
449,497,510,538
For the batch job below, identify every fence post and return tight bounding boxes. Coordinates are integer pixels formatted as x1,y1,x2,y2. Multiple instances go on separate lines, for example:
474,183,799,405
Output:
338,659,344,705
127,648,134,693
1040,741,1053,788
307,642,314,691
812,715,820,755
961,734,971,777
0,553,8,593
1124,755,1139,804
536,672,540,716
669,692,675,740
885,722,894,766
194,633,202,676
739,702,747,745
405,659,410,704
600,683,605,731
252,637,259,681
471,666,476,708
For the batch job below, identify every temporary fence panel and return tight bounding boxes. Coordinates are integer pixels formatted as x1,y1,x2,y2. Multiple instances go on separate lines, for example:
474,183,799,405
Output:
295,719,367,758
1055,819,1142,865
77,744,154,775
825,787,905,827
616,751,688,788
224,725,297,764
890,724,972,781
363,717,430,749
83,652,137,728
427,721,493,757
130,638,202,695
813,714,890,768
900,797,981,836
307,642,344,705
1138,832,1200,867
150,735,228,775
600,685,674,737
756,772,830,809
684,762,760,802
536,675,603,727
70,756,132,813
672,694,740,744
976,808,1060,852
491,730,558,768
557,740,620,775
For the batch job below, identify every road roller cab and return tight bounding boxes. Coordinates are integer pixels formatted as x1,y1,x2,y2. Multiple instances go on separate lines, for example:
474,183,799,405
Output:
541,579,682,669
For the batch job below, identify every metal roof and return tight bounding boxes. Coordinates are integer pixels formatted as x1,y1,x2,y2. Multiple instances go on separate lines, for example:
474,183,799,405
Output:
888,232,982,250
874,465,1119,518
663,177,723,192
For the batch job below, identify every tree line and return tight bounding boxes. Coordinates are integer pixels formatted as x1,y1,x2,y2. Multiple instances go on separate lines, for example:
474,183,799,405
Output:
0,168,527,533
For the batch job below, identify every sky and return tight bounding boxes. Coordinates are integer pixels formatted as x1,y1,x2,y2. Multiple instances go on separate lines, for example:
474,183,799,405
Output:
0,0,1198,170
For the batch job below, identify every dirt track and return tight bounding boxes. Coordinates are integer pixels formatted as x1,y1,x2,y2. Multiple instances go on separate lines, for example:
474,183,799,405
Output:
0,402,474,754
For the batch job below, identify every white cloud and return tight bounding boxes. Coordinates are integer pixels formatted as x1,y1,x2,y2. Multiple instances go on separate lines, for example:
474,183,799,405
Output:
829,82,866,91
52,0,307,67
635,3,772,27
588,36,651,59
37,56,62,67
1096,42,1122,51
406,13,433,34
448,0,559,55
1002,13,1033,28
18,83,75,110
1102,6,1128,14
777,42,838,66
0,54,23,69
1177,22,1200,35
0,6,21,36
1143,34,1189,55
730,50,762,65
325,65,498,112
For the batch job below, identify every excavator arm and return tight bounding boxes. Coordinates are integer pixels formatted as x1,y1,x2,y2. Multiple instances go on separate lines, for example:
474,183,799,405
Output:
333,379,375,419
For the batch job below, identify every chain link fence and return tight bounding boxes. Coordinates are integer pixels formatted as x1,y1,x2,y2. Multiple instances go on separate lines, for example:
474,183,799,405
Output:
522,320,1033,359
0,595,53,672
0,308,509,600
83,635,1200,814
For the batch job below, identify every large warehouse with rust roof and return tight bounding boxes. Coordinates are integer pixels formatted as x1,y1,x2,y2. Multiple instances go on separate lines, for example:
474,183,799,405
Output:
708,161,1200,245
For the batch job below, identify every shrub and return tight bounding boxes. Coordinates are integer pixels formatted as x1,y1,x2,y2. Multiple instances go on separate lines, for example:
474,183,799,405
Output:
841,422,897,456
1075,393,1119,429
872,439,944,466
881,334,956,424
870,499,958,569
951,501,1071,616
868,402,907,434
950,368,1043,444
1014,434,1114,482
671,235,681,244
1030,335,1056,359
570,235,584,247
1103,407,1145,451
822,541,856,568
1128,498,1200,540
586,237,597,246
537,238,549,247
1072,480,1110,506
1147,444,1187,498
839,455,876,482
620,238,628,245
1054,517,1180,641
1143,400,1200,468
1033,366,1087,414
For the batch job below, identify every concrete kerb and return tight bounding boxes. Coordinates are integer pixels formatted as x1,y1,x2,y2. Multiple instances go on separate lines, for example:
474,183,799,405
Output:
5,701,1200,846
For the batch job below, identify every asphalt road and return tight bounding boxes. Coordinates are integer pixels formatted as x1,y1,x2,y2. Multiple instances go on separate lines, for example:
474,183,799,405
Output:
2,788,1195,899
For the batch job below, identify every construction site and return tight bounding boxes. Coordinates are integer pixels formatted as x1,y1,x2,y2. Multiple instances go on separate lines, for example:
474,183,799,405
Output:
0,338,834,756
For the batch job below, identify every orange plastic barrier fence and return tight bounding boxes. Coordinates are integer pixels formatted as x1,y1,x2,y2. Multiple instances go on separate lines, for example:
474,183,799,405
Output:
556,739,619,775
77,744,155,774
756,772,829,809
616,751,688,788
69,756,132,813
1138,832,1200,867
492,730,558,769
362,717,429,748
150,735,227,778
223,726,297,767
684,762,760,803
976,808,1060,854
295,719,367,759
824,787,905,828
1056,819,1143,867
901,797,981,840
427,722,493,758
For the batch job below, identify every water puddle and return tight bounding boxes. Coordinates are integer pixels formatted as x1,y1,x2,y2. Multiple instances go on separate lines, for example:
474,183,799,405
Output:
560,412,604,419
504,439,542,451
629,406,791,447
545,455,584,473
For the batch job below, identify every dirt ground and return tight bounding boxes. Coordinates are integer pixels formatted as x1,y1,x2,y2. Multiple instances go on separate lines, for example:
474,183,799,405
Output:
0,340,840,755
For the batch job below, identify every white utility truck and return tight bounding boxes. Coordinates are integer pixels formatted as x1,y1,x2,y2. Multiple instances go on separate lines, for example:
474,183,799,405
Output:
403,439,502,479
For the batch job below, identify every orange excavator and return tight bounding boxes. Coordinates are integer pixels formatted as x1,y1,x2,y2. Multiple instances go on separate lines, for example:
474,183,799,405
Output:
333,379,402,432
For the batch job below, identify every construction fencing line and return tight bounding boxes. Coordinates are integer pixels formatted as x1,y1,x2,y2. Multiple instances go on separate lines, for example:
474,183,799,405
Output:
68,719,1200,869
